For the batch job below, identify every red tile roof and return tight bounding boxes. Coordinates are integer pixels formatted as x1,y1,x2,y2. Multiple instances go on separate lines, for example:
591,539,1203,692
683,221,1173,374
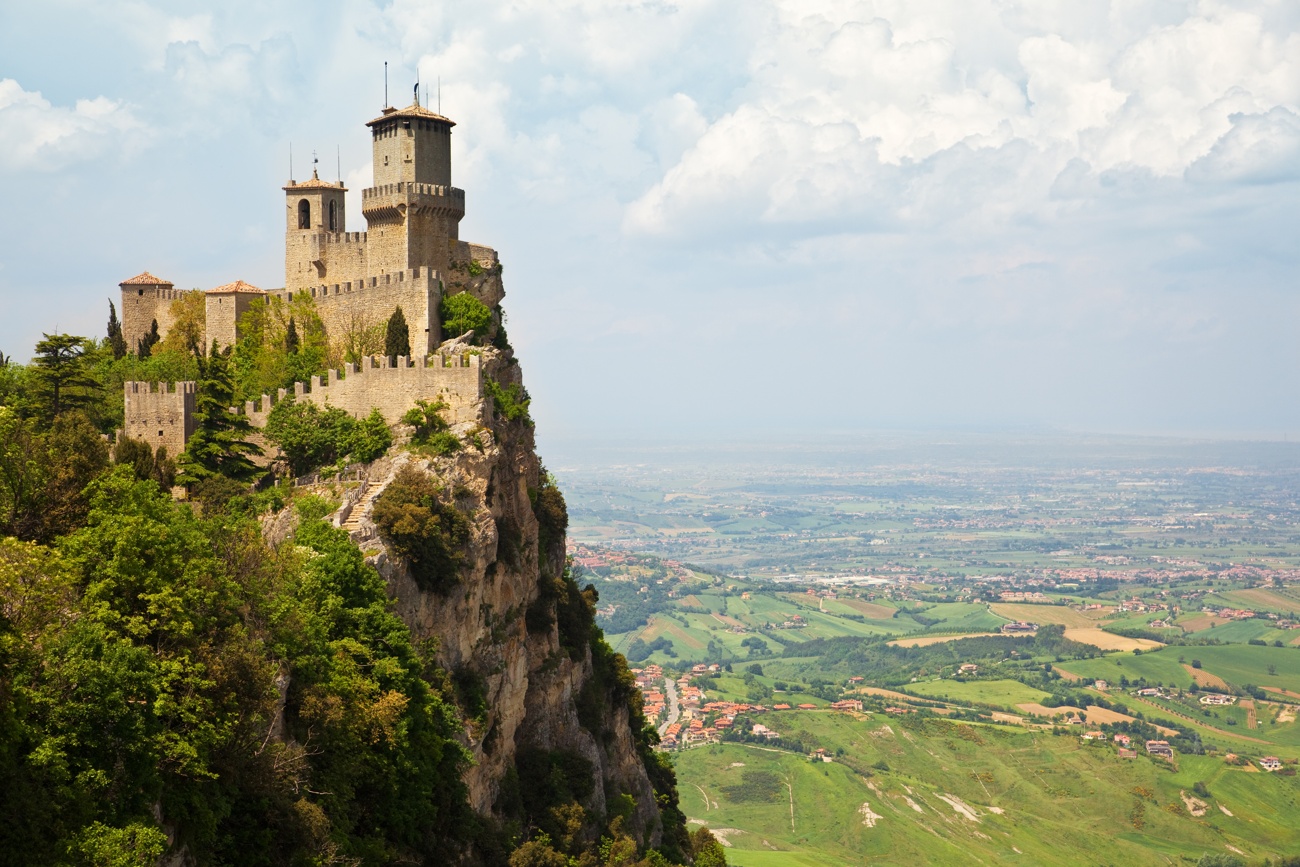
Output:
207,280,266,295
367,102,455,128
120,271,173,286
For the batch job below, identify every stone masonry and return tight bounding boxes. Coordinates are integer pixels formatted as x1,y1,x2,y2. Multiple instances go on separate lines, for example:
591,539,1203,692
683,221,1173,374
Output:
122,381,196,459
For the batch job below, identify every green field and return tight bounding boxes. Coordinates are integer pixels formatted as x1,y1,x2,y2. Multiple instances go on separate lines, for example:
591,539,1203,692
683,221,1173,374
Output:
674,712,1300,866
906,678,1053,708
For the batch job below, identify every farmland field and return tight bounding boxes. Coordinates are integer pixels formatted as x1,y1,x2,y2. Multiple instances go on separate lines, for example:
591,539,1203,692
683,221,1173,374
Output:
673,712,1300,866
988,603,1106,627
906,678,1051,707
887,632,1003,647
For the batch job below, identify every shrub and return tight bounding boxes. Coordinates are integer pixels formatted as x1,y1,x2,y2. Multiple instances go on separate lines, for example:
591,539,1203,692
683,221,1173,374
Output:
402,398,461,455
440,292,493,341
371,465,470,593
487,379,531,424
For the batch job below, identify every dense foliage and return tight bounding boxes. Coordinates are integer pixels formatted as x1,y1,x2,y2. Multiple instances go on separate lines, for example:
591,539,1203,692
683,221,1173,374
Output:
0,471,474,865
264,399,392,476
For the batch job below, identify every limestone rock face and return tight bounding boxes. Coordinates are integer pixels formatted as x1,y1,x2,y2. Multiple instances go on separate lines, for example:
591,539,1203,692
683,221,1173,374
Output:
362,347,661,844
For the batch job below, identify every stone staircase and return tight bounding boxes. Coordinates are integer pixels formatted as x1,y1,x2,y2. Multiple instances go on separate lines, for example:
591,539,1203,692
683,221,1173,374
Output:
338,464,400,540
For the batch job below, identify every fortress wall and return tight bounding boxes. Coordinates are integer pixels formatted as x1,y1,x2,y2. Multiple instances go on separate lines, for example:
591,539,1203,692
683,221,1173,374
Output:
122,381,196,459
272,268,442,355
289,351,485,427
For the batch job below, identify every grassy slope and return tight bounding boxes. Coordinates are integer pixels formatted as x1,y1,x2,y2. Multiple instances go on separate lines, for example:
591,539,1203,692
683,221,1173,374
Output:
675,712,1300,867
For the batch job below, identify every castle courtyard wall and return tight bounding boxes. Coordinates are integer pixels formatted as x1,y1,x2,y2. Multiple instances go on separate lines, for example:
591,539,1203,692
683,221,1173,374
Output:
122,381,196,459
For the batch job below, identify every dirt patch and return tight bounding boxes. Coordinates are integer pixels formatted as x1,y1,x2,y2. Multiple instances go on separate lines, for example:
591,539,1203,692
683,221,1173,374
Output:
1016,703,1070,718
1242,700,1257,729
1185,664,1230,690
839,598,897,619
711,612,745,628
678,595,706,609
707,828,743,848
1181,615,1233,632
857,686,924,702
1063,627,1162,651
992,712,1025,725
888,632,1002,648
1263,686,1300,701
1219,804,1234,816
1054,666,1083,681
990,603,1099,627
858,802,883,827
1181,791,1209,817
1276,706,1296,724
938,793,980,822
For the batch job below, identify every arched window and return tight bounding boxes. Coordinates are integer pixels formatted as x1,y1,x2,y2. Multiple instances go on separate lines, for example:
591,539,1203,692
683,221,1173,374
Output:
298,199,311,229
328,200,338,231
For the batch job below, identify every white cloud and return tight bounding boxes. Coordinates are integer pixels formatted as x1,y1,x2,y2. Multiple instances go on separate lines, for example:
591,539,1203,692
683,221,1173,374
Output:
625,2,1300,238
0,79,144,171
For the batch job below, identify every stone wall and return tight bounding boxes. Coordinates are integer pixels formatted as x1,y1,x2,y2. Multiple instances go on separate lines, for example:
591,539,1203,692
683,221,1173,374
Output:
270,267,442,355
122,381,196,459
286,351,485,427
205,291,261,350
124,351,486,461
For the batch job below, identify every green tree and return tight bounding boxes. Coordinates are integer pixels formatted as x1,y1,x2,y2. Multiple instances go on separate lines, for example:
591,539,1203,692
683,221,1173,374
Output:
177,342,261,485
32,333,98,420
345,408,393,463
35,411,110,542
385,305,411,361
112,436,176,490
136,319,160,358
263,398,356,476
284,316,300,355
439,292,492,342
106,302,127,360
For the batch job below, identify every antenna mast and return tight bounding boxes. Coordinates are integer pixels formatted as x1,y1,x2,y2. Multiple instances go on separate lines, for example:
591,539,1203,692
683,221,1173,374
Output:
336,145,341,183
384,61,388,108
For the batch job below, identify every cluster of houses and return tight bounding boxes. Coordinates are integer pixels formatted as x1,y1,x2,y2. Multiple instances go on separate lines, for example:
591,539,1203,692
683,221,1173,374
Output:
1000,621,1038,634
766,614,808,630
647,665,868,750
998,591,1051,603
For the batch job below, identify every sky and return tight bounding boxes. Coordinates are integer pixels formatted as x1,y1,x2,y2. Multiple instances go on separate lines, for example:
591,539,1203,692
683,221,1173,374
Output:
1,0,1298,448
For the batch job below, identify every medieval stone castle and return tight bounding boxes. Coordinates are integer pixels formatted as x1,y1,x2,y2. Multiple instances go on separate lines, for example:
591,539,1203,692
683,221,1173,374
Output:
120,97,500,458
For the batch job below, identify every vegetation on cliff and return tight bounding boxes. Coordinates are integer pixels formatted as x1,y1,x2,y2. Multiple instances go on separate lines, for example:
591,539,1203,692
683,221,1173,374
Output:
0,470,473,865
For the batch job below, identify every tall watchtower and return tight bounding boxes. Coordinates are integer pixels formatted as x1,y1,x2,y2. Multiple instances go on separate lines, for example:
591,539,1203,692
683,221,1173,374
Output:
362,98,466,279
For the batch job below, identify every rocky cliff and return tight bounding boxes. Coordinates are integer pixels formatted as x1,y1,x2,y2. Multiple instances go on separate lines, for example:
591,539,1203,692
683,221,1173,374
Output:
332,261,682,858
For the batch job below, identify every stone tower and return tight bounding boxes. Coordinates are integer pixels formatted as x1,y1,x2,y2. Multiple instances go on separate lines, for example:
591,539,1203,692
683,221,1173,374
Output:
283,96,465,293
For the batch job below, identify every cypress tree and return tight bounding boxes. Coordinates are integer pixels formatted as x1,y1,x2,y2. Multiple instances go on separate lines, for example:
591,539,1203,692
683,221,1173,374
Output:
177,342,261,486
285,316,300,354
107,301,127,360
137,319,160,358
385,306,410,363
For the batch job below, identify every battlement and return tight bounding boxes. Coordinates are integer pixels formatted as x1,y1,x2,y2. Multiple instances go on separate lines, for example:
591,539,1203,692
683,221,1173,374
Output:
265,351,485,428
363,182,465,201
273,265,438,301
122,381,197,459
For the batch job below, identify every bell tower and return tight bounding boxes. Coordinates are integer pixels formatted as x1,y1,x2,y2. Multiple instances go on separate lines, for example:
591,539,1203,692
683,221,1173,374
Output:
284,167,348,285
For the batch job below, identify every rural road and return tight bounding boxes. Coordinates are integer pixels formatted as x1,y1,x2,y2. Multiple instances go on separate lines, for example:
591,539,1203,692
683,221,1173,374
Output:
658,677,681,737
